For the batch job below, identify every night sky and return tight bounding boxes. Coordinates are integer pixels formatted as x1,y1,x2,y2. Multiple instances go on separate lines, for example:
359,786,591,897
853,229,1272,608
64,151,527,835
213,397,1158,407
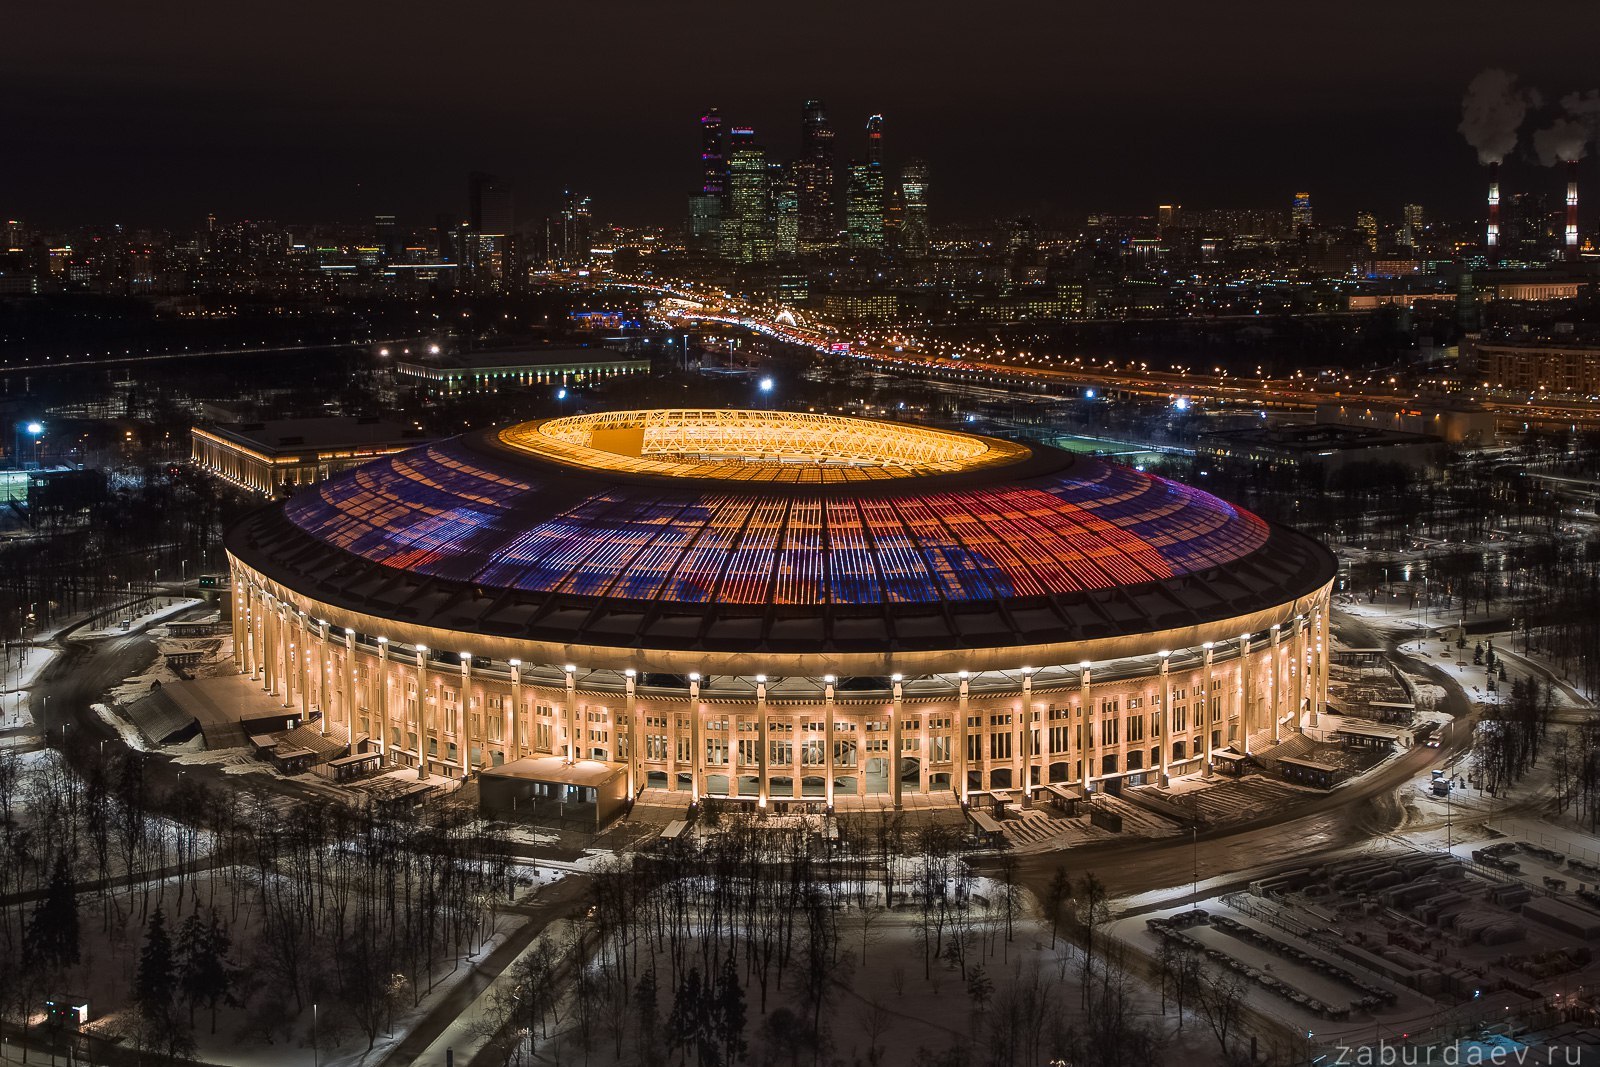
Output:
10,1,1600,230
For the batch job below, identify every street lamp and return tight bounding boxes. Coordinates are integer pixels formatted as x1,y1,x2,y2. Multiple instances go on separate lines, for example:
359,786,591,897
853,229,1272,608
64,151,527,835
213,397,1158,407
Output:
24,421,43,470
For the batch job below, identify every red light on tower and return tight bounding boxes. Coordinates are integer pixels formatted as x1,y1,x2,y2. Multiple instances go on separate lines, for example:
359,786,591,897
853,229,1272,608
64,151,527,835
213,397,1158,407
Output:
1486,162,1501,259
1567,159,1580,262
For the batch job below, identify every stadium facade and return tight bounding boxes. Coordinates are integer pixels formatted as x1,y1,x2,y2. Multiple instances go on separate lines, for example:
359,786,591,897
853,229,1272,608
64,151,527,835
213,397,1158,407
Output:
225,409,1336,810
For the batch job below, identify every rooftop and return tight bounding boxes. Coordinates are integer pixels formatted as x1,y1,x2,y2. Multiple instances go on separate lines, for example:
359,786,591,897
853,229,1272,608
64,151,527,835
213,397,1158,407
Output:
1204,423,1443,454
482,755,627,788
396,346,649,371
225,409,1337,655
201,417,427,455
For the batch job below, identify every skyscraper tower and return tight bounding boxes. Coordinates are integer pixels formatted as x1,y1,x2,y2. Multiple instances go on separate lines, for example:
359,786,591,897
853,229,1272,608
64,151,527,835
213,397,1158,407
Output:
770,163,799,259
724,127,773,263
467,172,513,290
559,190,592,265
1400,203,1424,249
1355,211,1377,252
900,159,930,258
796,100,838,250
688,109,728,254
846,115,886,251
469,172,514,235
846,162,885,250
866,114,884,167
699,108,727,196
1291,191,1312,237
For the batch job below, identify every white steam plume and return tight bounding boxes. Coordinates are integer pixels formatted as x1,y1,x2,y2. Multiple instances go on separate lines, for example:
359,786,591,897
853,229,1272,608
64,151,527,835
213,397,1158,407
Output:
1459,69,1539,164
1534,117,1589,165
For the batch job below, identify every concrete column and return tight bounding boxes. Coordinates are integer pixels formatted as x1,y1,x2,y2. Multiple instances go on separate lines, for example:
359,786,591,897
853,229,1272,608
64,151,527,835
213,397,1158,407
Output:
1019,671,1032,798
460,653,473,777
504,660,521,762
824,677,836,809
1270,624,1283,743
414,646,429,779
891,676,904,811
1080,664,1094,792
344,628,357,739
957,673,970,803
560,665,576,763
231,578,247,672
1202,644,1215,776
757,677,769,810
1317,605,1330,720
1040,681,1054,792
624,670,638,798
1159,651,1172,785
692,679,705,803
317,620,330,736
280,606,292,704
1239,635,1253,755
688,675,700,799
1293,616,1308,731
264,603,279,698
792,710,804,801
376,638,390,760
297,615,311,720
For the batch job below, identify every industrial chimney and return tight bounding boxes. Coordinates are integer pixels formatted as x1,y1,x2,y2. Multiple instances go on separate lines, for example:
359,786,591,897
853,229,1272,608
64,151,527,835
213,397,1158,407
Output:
1567,159,1580,262
1486,162,1501,260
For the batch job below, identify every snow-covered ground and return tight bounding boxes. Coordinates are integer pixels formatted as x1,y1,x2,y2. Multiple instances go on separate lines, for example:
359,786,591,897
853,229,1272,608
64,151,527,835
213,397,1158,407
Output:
0,639,57,733
75,596,202,640
92,700,153,751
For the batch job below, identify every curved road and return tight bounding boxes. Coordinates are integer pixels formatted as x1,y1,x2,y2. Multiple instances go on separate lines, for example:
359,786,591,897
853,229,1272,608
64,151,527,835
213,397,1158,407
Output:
999,611,1480,906
27,604,330,805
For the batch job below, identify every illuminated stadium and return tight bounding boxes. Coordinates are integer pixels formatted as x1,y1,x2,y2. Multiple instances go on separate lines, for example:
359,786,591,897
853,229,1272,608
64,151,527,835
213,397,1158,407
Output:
225,409,1336,814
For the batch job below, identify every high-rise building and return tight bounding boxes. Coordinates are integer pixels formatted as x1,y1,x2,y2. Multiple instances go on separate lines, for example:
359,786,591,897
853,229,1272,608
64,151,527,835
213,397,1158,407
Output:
884,186,904,246
900,159,930,258
558,190,592,265
1291,191,1313,236
845,116,886,252
795,100,837,250
1400,203,1424,249
469,172,514,235
1005,216,1039,285
724,128,773,263
699,109,727,196
770,164,799,259
1157,204,1181,234
4,219,23,253
866,114,884,167
688,193,722,253
374,214,398,259
1355,211,1377,252
846,161,885,250
467,172,513,290
688,109,728,254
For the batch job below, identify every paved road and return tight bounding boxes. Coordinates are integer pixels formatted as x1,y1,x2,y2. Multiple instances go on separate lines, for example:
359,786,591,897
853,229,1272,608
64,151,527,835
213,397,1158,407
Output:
377,872,593,1067
29,606,331,806
998,611,1479,906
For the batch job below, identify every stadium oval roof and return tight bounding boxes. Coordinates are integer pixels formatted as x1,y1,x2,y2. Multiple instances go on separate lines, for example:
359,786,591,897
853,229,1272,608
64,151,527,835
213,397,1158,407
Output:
226,410,1336,655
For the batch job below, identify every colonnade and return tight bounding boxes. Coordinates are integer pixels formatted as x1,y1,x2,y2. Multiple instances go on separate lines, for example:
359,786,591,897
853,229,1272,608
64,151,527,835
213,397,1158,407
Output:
232,566,1333,807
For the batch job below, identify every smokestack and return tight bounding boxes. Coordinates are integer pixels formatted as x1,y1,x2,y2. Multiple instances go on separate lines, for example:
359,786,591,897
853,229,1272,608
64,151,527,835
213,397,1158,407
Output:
1567,159,1580,261
1486,162,1501,260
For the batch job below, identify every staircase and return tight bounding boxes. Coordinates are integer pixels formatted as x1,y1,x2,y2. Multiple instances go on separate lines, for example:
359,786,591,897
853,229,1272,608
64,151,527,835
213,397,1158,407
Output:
1250,732,1314,773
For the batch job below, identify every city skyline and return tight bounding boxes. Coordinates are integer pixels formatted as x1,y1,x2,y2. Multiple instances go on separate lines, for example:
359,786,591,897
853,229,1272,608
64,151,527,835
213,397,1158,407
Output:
10,1,1600,228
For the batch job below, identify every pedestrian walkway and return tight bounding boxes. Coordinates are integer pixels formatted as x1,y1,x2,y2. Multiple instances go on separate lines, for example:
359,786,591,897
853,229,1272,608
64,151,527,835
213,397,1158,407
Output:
375,872,591,1067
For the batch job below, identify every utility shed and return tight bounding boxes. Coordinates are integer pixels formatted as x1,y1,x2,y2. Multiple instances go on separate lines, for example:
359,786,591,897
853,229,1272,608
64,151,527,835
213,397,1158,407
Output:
479,755,629,831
